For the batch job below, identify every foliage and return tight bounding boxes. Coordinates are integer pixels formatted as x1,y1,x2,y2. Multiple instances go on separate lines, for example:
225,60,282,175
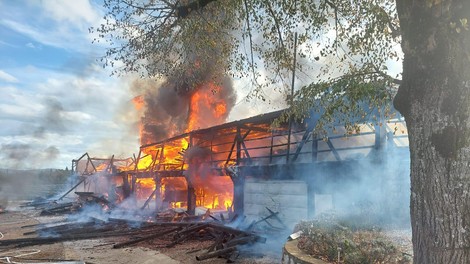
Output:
295,216,412,264
93,0,402,126
93,0,240,91
274,74,396,135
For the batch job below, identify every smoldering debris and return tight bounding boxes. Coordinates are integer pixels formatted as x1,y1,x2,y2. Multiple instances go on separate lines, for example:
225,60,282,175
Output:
4,200,287,263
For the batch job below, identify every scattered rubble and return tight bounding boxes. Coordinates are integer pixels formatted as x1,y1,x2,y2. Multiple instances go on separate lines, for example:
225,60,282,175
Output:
2,197,286,263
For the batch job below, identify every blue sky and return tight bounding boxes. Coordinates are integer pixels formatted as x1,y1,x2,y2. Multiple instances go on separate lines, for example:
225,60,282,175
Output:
0,0,141,169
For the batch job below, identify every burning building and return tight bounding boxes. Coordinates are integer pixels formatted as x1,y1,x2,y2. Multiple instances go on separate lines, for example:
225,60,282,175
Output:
71,101,409,227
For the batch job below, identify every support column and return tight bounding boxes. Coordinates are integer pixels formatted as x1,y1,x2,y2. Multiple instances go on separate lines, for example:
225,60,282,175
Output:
131,174,136,196
186,175,196,215
154,175,161,211
122,173,131,199
232,175,245,216
227,166,244,216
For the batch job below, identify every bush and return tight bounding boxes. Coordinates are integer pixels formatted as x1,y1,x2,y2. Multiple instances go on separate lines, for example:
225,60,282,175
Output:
295,216,412,264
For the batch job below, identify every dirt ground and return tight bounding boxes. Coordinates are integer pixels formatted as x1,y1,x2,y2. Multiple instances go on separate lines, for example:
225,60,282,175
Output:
0,207,283,264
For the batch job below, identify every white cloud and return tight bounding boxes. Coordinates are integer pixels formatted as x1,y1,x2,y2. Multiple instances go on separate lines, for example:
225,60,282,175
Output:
0,64,140,168
0,39,16,47
0,70,18,83
0,19,70,51
62,111,93,121
40,0,101,27
0,0,103,53
26,42,42,49
0,1,141,168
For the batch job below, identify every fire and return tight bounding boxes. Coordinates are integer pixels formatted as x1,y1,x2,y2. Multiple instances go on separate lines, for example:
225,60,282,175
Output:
193,175,233,210
132,95,145,111
132,80,234,212
188,82,229,131
185,81,233,210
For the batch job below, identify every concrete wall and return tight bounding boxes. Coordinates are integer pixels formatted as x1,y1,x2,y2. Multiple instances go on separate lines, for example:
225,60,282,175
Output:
244,179,308,229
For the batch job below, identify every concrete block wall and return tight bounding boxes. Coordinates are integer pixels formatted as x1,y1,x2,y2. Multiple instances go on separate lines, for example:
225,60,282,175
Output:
244,179,308,229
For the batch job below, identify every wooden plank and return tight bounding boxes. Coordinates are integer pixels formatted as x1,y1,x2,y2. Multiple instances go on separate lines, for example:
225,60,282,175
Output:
195,247,237,261
113,227,181,249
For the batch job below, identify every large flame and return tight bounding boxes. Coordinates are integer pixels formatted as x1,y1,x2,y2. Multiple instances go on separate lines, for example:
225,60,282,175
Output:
133,80,234,211
188,82,229,131
185,82,233,210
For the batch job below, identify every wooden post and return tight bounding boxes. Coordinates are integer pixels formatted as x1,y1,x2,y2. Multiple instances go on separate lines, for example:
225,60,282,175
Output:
269,130,274,164
236,127,241,165
232,174,245,217
154,175,161,211
287,32,298,163
187,185,196,215
312,134,318,162
131,174,137,196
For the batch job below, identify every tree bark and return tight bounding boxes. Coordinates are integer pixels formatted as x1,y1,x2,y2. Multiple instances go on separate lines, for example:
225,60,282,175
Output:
394,0,470,263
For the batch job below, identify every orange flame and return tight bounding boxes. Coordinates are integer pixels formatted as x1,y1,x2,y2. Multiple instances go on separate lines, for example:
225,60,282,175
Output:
134,80,233,211
188,82,228,131
132,95,145,111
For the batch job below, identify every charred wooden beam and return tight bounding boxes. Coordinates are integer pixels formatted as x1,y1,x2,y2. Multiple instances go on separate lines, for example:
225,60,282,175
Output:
226,249,240,263
166,223,210,247
195,246,237,261
231,176,244,217
40,202,76,215
312,137,318,161
0,229,149,247
57,178,86,201
207,223,266,243
291,126,314,163
236,127,242,165
224,137,237,166
326,139,341,161
113,227,181,249
223,235,258,248
141,187,158,210
265,207,287,229
206,231,226,252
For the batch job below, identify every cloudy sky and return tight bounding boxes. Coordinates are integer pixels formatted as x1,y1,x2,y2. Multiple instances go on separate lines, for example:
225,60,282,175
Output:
0,0,144,169
0,0,279,170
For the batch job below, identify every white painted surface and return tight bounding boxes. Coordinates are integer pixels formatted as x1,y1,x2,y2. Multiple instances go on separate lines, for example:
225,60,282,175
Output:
244,179,308,229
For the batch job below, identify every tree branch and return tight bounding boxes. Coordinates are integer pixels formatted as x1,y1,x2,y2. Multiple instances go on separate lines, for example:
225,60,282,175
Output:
243,0,257,85
264,0,285,50
176,0,218,18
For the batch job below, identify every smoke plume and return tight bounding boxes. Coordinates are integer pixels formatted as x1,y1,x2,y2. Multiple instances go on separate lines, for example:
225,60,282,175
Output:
132,73,236,145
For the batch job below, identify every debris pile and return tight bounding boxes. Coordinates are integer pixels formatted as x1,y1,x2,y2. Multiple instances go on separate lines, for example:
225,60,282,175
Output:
1,203,286,263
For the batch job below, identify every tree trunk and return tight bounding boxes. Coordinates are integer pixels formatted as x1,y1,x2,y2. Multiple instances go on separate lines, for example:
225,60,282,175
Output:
394,0,470,263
